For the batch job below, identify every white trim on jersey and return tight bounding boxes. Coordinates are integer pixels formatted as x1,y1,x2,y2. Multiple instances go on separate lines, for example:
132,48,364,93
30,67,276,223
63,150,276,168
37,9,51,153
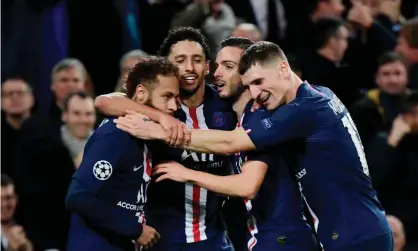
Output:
182,104,209,243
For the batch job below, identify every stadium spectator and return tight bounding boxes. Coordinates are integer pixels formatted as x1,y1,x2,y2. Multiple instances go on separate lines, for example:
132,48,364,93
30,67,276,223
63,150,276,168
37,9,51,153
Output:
351,52,410,148
1,174,33,251
396,17,418,89
171,0,236,56
366,91,418,251
1,78,34,180
231,23,262,42
225,0,287,45
300,16,361,106
115,49,149,92
14,92,94,251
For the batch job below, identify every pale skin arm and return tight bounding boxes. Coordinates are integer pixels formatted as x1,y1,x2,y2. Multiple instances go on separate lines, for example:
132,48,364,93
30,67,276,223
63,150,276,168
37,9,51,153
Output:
114,112,257,155
154,160,268,200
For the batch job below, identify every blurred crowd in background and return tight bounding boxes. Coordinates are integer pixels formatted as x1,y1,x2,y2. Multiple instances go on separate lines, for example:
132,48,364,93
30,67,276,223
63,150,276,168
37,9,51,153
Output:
1,0,418,250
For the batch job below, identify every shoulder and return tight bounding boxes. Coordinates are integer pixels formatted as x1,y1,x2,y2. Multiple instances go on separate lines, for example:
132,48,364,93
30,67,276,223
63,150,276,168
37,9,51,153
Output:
89,118,131,143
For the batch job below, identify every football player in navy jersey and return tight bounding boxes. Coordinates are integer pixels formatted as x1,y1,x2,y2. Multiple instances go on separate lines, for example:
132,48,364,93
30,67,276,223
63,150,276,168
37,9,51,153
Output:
132,37,319,251
65,57,180,251
114,41,393,251
94,27,236,251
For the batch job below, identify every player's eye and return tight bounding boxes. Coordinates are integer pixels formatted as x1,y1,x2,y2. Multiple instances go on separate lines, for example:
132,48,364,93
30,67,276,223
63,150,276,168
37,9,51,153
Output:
225,65,233,70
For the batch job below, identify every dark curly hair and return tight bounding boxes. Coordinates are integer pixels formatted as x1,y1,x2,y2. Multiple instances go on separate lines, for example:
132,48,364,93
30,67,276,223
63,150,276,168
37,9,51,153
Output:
126,56,179,98
158,27,211,60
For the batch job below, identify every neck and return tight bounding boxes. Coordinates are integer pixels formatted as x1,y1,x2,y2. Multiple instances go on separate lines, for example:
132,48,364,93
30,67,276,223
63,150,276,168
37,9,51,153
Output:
6,112,30,130
233,89,252,119
317,47,339,63
181,83,206,108
285,73,303,104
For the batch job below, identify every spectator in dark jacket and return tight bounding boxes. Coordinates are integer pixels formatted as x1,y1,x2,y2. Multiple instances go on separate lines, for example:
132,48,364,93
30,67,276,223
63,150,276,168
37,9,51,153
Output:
351,52,410,148
366,91,418,251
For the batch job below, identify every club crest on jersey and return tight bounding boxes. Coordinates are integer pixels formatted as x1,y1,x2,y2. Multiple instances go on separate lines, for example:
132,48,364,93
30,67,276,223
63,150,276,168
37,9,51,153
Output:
212,112,226,127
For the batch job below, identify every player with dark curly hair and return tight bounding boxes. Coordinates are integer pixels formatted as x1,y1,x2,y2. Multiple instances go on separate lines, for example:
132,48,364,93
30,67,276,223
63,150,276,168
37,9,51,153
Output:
66,56,180,251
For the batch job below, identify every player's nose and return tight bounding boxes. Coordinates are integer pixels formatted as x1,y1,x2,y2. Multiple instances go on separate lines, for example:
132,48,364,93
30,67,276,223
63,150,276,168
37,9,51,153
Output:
249,85,261,99
168,98,179,112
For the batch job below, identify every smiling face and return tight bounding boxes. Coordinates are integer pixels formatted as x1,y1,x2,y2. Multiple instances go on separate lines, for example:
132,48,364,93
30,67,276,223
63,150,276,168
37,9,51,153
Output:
167,40,209,97
241,61,292,110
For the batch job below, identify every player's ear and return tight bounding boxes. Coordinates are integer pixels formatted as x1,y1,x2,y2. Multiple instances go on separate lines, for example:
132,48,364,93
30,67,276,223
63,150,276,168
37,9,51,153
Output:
205,60,210,76
135,84,149,103
279,61,290,79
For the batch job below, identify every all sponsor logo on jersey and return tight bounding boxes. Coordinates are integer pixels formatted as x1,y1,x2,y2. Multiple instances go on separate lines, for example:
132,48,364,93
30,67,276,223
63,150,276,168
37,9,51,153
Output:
116,201,143,211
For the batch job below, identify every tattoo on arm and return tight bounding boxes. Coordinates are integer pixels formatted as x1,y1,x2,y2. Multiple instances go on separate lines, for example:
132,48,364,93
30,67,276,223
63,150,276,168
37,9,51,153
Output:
143,118,152,122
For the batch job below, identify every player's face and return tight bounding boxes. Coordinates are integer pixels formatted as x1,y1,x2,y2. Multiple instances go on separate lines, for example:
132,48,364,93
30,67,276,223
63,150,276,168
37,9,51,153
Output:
62,96,96,139
168,40,209,96
51,67,85,103
148,75,180,115
241,62,291,110
213,46,243,98
1,185,17,222
1,79,34,115
376,61,407,95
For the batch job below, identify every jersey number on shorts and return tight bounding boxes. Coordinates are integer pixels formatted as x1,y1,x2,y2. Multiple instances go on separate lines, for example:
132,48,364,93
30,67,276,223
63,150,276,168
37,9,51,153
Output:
341,114,369,176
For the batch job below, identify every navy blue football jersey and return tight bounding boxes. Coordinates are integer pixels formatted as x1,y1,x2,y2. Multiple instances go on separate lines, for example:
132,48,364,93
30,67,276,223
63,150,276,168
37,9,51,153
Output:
242,83,391,250
233,101,316,251
146,85,237,244
66,118,152,251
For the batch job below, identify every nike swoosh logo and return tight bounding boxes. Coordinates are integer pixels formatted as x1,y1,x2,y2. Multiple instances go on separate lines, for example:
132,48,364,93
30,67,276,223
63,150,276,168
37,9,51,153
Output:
133,165,143,171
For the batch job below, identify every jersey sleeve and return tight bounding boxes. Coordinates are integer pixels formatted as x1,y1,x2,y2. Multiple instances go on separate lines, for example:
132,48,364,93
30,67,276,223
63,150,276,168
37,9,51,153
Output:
65,130,143,240
242,103,310,150
245,149,274,167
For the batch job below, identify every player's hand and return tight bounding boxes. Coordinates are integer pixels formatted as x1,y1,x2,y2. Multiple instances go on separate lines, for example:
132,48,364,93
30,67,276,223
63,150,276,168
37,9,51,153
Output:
388,115,410,147
157,112,191,147
114,112,166,141
153,161,193,183
137,224,160,250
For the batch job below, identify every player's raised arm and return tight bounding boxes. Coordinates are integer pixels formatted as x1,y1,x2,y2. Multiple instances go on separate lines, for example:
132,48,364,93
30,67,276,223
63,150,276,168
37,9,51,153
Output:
66,131,143,240
95,92,162,122
153,152,269,199
96,94,189,146
114,112,256,155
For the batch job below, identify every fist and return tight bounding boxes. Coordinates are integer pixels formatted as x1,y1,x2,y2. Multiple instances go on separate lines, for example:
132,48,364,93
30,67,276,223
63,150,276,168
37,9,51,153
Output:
137,225,160,250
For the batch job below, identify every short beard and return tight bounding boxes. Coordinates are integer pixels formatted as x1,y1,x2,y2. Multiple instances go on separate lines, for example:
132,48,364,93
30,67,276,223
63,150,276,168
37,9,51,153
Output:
180,83,201,99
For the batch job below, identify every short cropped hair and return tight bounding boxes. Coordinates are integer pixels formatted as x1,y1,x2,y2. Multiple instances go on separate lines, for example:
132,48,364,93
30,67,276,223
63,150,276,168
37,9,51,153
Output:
239,41,287,75
1,174,14,187
158,27,211,60
62,91,92,112
401,91,418,114
314,16,349,49
220,37,254,51
51,58,87,81
377,52,407,69
126,56,179,98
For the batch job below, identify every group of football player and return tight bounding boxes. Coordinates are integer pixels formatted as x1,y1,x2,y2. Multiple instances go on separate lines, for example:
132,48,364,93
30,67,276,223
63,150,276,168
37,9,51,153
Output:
65,26,394,251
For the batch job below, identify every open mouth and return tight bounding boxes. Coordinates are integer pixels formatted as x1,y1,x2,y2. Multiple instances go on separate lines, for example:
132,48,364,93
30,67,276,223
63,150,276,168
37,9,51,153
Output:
182,75,198,85
258,93,270,104
215,80,226,92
